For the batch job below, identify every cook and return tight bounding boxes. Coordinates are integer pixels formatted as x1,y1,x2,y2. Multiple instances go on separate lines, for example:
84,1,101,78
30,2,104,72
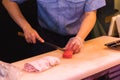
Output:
2,0,106,55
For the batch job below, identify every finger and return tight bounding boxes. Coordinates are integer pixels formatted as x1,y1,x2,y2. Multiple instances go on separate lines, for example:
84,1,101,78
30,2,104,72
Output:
32,36,36,44
69,43,76,50
25,36,31,43
65,43,70,50
26,38,32,43
23,33,33,43
36,34,44,43
74,48,80,53
72,41,82,53
25,35,34,44
75,41,83,53
72,43,79,51
65,41,74,50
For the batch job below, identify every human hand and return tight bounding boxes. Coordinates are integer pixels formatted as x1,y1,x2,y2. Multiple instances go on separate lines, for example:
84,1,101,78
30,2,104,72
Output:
65,36,84,53
23,27,44,44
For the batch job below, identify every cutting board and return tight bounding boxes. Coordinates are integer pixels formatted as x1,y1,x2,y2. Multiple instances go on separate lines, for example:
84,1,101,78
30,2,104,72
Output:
12,36,120,80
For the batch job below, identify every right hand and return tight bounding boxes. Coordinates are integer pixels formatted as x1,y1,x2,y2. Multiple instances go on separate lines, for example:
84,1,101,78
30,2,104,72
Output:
23,27,44,44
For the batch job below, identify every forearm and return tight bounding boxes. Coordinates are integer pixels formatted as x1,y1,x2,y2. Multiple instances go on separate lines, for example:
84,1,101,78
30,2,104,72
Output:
76,10,97,40
2,0,32,31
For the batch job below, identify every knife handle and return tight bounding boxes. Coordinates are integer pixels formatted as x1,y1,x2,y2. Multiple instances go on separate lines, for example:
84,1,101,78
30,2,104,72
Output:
18,32,24,37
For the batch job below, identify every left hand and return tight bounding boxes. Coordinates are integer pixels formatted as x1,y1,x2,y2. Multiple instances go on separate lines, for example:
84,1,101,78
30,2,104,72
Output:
65,36,84,53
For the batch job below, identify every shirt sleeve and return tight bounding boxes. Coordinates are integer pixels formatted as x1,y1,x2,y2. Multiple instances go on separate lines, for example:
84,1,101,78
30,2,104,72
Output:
85,0,106,12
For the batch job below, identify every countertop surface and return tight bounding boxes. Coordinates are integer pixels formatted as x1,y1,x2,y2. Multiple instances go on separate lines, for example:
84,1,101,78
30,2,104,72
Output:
12,36,120,80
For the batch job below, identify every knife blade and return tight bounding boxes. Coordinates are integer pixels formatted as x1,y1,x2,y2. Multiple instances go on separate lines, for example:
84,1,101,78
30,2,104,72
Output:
44,42,65,51
18,32,64,51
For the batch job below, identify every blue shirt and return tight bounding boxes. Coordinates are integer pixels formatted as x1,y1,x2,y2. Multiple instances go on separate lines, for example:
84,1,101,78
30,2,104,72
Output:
12,0,106,35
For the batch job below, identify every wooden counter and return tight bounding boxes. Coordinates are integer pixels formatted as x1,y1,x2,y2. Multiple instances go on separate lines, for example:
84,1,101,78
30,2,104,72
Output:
12,36,120,80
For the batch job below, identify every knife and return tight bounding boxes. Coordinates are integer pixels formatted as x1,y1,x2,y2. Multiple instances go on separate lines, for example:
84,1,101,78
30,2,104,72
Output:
44,42,65,51
18,32,64,51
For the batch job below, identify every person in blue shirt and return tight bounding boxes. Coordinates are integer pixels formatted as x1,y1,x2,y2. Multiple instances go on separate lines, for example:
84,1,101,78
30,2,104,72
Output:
2,0,106,54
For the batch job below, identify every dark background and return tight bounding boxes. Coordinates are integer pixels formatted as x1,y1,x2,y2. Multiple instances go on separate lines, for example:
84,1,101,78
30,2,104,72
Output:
0,0,38,62
0,0,118,63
